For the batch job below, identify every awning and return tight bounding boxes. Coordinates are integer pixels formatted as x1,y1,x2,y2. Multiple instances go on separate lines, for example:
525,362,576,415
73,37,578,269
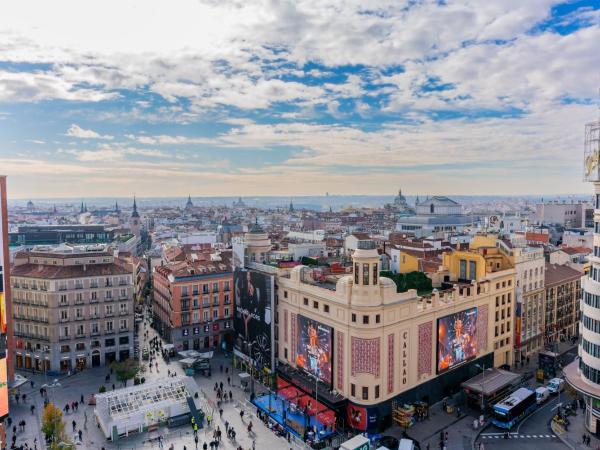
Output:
9,374,28,390
238,372,251,380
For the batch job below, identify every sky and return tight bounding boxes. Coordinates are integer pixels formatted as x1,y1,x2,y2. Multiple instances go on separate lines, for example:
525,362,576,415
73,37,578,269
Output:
0,0,599,199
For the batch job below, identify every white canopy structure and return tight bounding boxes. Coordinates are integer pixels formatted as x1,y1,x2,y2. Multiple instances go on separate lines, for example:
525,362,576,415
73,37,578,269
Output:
94,376,200,440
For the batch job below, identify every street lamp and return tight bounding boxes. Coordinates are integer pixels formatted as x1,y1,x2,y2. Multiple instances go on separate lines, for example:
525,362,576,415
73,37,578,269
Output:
475,364,492,411
244,340,255,396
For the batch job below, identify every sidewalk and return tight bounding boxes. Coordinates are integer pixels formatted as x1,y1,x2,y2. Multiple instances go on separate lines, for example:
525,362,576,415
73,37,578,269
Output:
552,410,599,450
384,398,484,450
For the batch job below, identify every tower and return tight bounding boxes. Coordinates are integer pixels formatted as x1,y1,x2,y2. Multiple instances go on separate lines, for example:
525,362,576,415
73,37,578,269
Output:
129,196,141,237
185,195,194,210
568,99,600,433
289,198,294,212
115,201,120,214
350,239,381,306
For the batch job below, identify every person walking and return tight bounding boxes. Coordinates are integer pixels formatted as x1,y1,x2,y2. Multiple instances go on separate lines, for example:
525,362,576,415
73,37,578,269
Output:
78,429,83,442
72,419,77,432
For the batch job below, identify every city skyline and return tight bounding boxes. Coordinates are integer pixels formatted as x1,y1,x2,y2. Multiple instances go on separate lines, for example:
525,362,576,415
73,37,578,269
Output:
0,0,599,198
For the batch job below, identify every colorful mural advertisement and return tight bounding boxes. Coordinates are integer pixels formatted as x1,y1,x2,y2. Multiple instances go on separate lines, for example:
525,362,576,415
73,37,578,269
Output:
233,269,274,370
347,403,378,432
437,307,478,374
295,315,332,385
0,179,8,419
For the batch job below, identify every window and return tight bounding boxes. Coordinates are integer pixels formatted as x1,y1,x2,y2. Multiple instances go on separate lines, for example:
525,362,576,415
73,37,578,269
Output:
354,263,359,284
105,305,114,316
62,326,69,337
324,305,329,313
76,342,85,351
106,321,113,332
459,259,467,280
76,308,83,319
91,291,97,301
76,324,84,336
303,298,308,306
362,387,368,400
60,310,68,321
284,291,288,299
120,319,127,330
313,301,319,309
284,348,288,359
224,307,230,318
224,281,230,291
351,313,356,323
375,385,380,399
351,384,356,397
213,309,218,319
213,283,219,292
495,297,499,307
363,263,369,285
373,264,378,285
105,290,112,300
120,303,127,314
224,294,230,305
469,261,476,280
375,314,380,324
60,294,67,305
203,311,209,322
363,315,369,325
105,338,115,347
193,284,199,295
203,284,209,294
119,336,129,345
91,323,99,334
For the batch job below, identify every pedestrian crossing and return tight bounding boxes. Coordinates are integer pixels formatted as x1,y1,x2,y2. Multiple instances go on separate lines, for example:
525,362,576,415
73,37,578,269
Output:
481,433,557,440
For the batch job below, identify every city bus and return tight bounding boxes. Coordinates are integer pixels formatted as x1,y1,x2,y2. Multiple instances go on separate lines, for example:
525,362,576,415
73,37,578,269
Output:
492,387,537,429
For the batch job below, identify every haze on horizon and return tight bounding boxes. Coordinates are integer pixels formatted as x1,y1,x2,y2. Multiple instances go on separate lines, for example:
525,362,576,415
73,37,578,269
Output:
0,0,599,198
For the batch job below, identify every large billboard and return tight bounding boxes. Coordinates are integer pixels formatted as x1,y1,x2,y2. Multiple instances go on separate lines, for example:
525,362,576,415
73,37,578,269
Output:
295,315,332,385
233,268,274,370
0,177,8,419
437,307,478,374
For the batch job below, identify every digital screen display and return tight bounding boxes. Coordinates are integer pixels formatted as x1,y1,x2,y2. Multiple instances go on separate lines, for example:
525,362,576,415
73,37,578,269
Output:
233,269,274,370
437,307,478,374
0,180,8,419
296,315,332,385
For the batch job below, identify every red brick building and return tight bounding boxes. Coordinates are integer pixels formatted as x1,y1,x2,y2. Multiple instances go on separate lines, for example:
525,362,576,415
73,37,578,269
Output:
152,247,233,351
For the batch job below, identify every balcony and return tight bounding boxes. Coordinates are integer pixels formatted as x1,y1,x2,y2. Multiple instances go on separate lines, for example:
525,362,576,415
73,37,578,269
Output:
105,329,115,335
104,297,114,302
105,312,114,318
119,310,128,316
91,331,100,336
14,331,49,341
59,335,71,341
59,317,69,323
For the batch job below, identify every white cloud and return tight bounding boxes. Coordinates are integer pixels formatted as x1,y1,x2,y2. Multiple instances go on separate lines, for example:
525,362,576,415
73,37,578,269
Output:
66,124,114,140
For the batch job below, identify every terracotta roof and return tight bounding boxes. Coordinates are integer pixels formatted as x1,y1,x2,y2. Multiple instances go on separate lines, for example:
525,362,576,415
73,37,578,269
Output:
525,231,550,244
159,250,233,279
11,263,131,279
544,263,583,286
559,246,592,255
350,232,370,240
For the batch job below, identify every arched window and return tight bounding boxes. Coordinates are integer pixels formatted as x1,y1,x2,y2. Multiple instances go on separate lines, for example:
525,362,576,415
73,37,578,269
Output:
430,203,434,214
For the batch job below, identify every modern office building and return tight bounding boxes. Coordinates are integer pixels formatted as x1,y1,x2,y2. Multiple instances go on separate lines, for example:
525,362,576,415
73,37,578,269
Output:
564,109,600,433
9,225,114,247
152,248,234,351
11,244,135,373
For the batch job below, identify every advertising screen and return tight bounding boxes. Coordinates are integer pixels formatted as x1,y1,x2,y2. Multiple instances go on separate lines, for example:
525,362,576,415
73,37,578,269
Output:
0,178,8,419
295,315,332,385
233,269,274,370
437,307,478,374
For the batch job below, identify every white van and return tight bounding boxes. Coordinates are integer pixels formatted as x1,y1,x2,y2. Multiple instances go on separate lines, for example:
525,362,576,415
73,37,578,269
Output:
548,378,565,394
536,386,550,404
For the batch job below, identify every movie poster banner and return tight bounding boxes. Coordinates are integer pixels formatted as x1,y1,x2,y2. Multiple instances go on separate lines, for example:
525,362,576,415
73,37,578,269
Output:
437,307,478,374
295,315,332,385
233,269,274,371
0,178,8,419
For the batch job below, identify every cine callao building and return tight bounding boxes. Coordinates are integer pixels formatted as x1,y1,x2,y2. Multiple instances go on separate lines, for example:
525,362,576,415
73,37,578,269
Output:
275,239,514,431
565,109,600,433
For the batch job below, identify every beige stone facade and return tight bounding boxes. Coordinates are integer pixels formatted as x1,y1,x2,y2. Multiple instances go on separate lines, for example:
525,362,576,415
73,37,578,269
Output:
276,241,511,407
11,245,135,373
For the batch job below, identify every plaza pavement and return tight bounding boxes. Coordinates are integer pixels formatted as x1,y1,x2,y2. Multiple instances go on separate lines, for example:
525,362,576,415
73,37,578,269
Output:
6,316,301,450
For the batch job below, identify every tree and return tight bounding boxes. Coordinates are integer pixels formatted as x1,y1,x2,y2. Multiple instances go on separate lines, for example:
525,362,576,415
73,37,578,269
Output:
42,403,69,450
380,271,432,295
112,358,140,387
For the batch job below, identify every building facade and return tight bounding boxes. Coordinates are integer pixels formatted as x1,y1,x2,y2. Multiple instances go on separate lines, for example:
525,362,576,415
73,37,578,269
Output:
544,263,581,343
11,245,135,373
152,251,234,351
564,110,600,434
276,239,509,429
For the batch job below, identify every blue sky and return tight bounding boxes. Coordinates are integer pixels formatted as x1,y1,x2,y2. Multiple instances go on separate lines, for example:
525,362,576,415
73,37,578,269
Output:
0,0,599,198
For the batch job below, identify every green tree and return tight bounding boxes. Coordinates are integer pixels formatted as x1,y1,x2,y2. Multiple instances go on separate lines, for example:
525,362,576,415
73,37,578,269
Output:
112,358,140,387
42,403,70,450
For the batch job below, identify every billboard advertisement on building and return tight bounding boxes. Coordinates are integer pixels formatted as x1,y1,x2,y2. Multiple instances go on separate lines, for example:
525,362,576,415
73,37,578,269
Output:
437,307,478,374
0,177,8,419
233,268,274,370
295,315,332,385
